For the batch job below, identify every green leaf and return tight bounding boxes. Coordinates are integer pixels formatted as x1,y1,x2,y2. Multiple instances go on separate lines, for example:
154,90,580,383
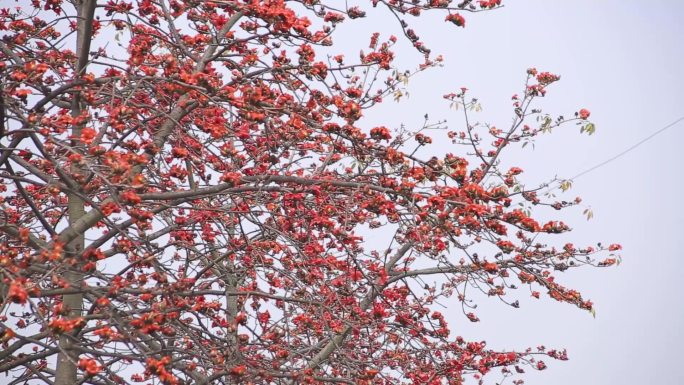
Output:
583,122,596,135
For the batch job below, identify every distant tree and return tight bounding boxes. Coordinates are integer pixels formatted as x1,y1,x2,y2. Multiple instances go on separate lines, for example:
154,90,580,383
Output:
0,0,619,384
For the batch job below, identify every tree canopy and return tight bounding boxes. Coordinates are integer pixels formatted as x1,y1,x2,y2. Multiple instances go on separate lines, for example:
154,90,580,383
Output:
0,1,619,384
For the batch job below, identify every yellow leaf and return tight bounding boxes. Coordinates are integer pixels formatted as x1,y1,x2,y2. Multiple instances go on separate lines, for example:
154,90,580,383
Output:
559,180,572,192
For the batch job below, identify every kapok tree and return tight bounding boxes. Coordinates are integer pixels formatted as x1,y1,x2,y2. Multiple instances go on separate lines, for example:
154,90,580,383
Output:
0,0,620,384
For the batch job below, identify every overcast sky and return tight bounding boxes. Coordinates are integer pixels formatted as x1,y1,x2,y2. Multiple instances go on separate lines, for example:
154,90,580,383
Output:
345,1,684,384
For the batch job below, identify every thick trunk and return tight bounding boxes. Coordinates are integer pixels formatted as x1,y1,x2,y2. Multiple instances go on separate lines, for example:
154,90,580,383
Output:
54,1,95,383
51,6,241,383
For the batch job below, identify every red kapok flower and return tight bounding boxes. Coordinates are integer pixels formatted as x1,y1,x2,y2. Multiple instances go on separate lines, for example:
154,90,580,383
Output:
579,108,591,119
120,190,142,205
445,13,466,27
79,128,97,145
230,365,247,376
78,358,101,376
8,281,29,304
370,126,392,141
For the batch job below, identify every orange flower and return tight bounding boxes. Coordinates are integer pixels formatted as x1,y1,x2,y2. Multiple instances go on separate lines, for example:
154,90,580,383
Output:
445,13,466,27
78,358,101,376
8,281,28,304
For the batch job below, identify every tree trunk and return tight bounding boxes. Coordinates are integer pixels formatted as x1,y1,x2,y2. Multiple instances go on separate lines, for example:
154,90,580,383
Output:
54,1,95,383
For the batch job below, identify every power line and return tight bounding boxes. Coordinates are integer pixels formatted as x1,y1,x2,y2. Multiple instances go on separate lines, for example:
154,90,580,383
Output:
541,115,684,195
570,115,684,181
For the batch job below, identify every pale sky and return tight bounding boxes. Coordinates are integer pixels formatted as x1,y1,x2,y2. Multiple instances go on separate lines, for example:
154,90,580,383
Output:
345,1,684,384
